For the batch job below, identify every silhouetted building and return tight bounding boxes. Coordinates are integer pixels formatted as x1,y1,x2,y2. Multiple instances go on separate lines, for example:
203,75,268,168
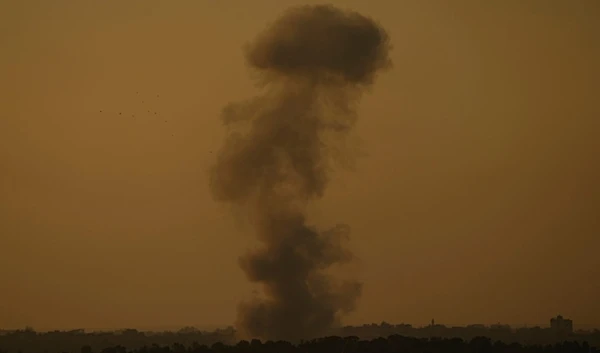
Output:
550,315,573,333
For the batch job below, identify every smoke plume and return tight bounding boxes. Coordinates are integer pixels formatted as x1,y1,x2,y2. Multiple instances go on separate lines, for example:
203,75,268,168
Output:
210,4,391,341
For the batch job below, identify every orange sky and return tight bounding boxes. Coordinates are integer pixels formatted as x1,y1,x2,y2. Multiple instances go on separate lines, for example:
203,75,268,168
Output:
1,0,599,331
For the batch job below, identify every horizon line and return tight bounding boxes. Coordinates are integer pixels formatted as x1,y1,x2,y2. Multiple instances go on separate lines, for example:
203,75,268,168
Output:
3,322,600,333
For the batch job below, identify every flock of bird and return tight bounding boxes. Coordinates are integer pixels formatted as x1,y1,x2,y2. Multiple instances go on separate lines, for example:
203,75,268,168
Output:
99,92,163,118
97,92,213,153
98,91,175,135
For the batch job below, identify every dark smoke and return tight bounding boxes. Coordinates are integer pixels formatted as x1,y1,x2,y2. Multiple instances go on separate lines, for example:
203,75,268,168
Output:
210,4,391,342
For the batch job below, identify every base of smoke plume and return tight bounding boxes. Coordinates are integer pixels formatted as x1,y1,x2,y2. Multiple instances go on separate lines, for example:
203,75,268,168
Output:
234,223,362,342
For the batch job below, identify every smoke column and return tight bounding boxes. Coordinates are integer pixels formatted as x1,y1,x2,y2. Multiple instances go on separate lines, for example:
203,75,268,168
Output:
210,5,391,341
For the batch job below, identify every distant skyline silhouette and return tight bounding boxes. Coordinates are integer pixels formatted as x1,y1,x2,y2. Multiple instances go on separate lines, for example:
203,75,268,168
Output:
7,319,600,333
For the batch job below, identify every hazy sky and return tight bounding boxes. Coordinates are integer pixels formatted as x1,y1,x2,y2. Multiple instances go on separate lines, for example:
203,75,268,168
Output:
1,0,599,331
